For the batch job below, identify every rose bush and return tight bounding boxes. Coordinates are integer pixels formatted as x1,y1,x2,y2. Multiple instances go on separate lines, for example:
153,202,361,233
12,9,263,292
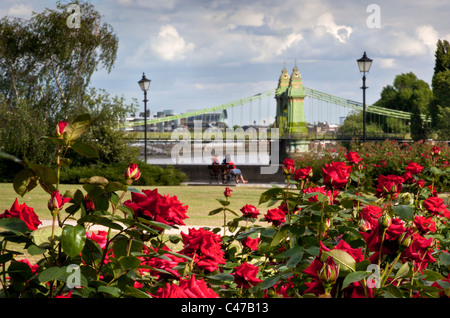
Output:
0,113,449,298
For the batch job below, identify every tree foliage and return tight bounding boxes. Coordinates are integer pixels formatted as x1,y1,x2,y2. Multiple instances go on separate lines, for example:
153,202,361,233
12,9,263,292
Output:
372,72,433,141
0,1,136,167
431,39,450,139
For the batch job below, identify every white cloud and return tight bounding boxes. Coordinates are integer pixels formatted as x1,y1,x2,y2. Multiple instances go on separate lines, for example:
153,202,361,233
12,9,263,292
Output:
379,58,396,69
416,25,439,54
151,24,195,61
316,12,352,43
8,4,33,18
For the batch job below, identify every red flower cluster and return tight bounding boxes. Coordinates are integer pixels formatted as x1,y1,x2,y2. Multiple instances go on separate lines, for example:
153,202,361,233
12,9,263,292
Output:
375,175,404,199
0,199,41,230
124,189,189,227
303,241,368,298
180,228,226,272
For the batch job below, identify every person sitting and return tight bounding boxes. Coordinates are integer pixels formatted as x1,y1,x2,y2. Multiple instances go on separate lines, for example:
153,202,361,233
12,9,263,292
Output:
223,155,247,184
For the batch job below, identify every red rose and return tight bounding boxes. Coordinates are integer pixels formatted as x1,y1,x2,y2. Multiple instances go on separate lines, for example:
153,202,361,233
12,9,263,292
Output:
303,186,339,203
264,208,285,226
242,236,260,251
360,218,406,263
359,205,383,231
240,204,260,219
282,158,296,175
293,167,313,181
87,230,108,249
303,240,367,297
432,146,440,156
124,163,141,181
401,233,436,272
180,228,226,272
375,174,404,198
413,215,436,234
405,162,424,175
345,151,362,164
140,245,185,279
0,199,41,230
322,161,351,189
423,197,449,218
154,274,219,298
233,262,263,289
124,189,189,227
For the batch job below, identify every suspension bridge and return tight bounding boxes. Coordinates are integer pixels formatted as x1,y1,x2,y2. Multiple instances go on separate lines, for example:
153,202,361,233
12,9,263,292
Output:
121,64,428,163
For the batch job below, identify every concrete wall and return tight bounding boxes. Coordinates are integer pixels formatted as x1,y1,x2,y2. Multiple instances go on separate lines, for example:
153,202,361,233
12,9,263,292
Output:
157,164,286,184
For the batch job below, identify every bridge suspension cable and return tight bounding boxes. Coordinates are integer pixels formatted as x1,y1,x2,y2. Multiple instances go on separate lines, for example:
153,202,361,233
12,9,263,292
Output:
121,86,429,128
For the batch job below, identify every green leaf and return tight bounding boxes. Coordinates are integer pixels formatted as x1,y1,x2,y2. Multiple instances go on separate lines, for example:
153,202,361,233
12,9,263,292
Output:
261,274,281,290
216,198,230,206
119,256,141,270
98,285,122,297
13,168,38,197
39,266,67,283
394,262,409,280
208,207,224,216
322,249,356,274
392,205,414,221
0,218,28,235
342,271,370,289
78,215,123,231
70,141,99,158
61,225,86,258
63,113,92,141
259,187,284,205
439,252,450,266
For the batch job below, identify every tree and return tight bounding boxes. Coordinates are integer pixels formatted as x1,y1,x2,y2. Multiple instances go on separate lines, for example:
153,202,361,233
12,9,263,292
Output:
431,39,450,139
0,1,135,167
373,72,433,141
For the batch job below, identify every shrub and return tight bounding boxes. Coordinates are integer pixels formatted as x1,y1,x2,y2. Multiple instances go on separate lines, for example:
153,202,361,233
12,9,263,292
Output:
0,114,449,299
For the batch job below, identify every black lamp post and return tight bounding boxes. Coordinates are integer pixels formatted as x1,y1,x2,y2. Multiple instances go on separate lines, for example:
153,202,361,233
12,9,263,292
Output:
357,52,373,142
138,73,151,162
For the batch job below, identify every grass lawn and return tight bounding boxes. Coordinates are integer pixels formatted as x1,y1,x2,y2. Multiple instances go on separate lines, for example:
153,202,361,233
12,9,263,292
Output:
0,183,276,228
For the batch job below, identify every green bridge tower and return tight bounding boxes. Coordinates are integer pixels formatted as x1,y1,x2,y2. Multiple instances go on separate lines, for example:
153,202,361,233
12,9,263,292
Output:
275,63,309,152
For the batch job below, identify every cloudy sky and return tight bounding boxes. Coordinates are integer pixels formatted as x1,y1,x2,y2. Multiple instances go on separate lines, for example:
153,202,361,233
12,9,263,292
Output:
1,0,449,123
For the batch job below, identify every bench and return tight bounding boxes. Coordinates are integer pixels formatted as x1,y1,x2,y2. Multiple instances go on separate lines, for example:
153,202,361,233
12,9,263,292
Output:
207,164,235,184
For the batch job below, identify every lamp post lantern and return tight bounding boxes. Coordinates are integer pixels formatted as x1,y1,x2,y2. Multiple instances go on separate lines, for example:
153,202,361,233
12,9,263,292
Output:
138,73,151,162
357,52,373,142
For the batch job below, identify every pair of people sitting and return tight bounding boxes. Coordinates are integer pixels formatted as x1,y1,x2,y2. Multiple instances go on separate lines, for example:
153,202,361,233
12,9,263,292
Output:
211,154,247,184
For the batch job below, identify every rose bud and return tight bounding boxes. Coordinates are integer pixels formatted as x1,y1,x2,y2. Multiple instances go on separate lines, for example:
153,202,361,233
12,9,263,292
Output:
398,232,412,249
318,256,339,284
224,187,232,199
378,213,392,229
55,121,68,138
48,190,71,212
124,163,141,181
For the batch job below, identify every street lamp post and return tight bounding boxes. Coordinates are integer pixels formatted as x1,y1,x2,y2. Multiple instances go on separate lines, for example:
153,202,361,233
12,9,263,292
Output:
138,73,151,163
357,52,373,142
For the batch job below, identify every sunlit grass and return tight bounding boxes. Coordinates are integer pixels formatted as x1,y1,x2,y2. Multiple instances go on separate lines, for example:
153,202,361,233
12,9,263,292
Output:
0,183,275,228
